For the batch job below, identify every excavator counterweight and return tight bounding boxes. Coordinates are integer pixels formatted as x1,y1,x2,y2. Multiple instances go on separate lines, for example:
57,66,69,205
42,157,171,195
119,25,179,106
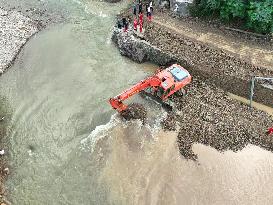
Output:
109,64,192,112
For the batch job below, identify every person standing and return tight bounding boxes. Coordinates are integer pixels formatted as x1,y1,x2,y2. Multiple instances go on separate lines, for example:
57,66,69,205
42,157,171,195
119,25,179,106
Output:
122,17,126,28
139,0,143,14
133,18,138,31
133,1,137,16
149,1,153,13
139,11,143,24
139,20,143,33
139,12,143,32
147,6,152,21
122,17,128,32
145,3,149,17
117,18,122,29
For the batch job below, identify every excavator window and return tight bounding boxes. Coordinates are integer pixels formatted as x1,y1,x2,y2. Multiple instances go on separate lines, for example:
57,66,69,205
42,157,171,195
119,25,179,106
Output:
165,88,171,95
157,87,164,97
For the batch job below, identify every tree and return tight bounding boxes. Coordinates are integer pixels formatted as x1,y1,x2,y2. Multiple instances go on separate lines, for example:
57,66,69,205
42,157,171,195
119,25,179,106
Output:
247,0,273,33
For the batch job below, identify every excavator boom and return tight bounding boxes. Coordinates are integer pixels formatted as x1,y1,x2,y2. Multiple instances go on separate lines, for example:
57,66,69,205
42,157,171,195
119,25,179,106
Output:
109,76,161,112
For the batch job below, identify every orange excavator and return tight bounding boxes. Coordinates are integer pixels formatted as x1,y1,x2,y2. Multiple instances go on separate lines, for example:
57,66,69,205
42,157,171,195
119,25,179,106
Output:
109,64,192,112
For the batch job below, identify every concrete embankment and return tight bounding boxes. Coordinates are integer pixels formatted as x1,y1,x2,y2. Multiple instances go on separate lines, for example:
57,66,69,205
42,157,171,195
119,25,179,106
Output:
0,7,38,74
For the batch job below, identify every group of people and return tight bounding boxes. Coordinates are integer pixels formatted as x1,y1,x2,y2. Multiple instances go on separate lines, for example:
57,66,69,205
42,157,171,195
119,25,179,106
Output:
132,0,153,32
117,0,154,33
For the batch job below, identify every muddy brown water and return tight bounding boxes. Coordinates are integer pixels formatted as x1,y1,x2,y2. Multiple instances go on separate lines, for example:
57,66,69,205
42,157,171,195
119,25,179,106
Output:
0,0,273,204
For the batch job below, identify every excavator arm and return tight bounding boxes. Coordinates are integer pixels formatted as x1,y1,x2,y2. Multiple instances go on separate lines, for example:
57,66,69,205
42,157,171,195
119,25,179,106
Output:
109,76,161,112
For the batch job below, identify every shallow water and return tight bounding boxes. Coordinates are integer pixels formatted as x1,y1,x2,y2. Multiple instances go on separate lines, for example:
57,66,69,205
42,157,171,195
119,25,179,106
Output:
0,0,273,204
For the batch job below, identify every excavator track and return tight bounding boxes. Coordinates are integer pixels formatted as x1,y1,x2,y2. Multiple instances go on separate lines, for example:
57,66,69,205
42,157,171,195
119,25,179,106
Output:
140,90,173,112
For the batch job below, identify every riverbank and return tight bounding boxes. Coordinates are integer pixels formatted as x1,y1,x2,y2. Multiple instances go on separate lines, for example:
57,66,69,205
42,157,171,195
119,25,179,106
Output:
113,9,273,160
0,7,39,204
0,3,64,203
0,7,38,74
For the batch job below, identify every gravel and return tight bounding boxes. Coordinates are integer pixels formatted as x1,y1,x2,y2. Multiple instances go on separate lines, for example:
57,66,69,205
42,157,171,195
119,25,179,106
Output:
161,78,273,160
0,7,38,73
144,22,273,107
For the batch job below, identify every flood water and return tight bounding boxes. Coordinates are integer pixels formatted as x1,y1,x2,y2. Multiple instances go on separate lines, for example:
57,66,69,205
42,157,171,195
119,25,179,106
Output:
0,0,273,204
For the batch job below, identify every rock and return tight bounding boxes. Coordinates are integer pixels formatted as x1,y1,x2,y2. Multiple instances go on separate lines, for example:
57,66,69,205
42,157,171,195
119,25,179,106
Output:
120,103,147,124
0,69,3,76
3,168,9,175
112,27,175,65
169,78,273,160
0,150,4,156
0,10,8,16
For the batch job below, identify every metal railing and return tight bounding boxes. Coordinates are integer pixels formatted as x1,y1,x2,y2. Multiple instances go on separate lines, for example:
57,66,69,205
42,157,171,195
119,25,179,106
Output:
249,77,273,107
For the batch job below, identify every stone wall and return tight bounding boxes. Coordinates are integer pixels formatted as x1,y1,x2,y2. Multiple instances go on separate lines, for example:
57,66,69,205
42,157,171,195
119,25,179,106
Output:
112,27,175,65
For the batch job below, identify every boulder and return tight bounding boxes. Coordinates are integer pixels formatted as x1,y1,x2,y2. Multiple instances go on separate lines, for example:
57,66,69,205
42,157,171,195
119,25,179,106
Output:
170,0,193,17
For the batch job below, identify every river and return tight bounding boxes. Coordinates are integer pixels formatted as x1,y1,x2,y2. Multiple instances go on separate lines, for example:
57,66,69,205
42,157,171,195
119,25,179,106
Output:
0,0,273,204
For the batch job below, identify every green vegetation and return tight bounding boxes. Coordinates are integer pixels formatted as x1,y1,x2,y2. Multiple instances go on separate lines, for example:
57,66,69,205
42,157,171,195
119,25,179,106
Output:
191,0,273,34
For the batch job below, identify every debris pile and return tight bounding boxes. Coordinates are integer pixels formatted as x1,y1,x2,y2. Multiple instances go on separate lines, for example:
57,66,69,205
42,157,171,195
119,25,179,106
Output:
120,103,147,123
162,78,273,160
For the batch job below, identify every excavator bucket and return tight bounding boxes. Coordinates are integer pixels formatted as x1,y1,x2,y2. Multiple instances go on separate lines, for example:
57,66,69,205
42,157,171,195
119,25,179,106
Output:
120,103,147,123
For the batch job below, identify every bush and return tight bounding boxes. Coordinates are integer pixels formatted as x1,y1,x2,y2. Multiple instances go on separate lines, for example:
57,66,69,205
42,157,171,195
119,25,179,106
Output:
247,0,273,33
220,0,246,21
191,0,273,34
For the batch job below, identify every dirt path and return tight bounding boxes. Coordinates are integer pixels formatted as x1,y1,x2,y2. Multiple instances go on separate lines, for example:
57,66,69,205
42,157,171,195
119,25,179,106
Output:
153,14,273,71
